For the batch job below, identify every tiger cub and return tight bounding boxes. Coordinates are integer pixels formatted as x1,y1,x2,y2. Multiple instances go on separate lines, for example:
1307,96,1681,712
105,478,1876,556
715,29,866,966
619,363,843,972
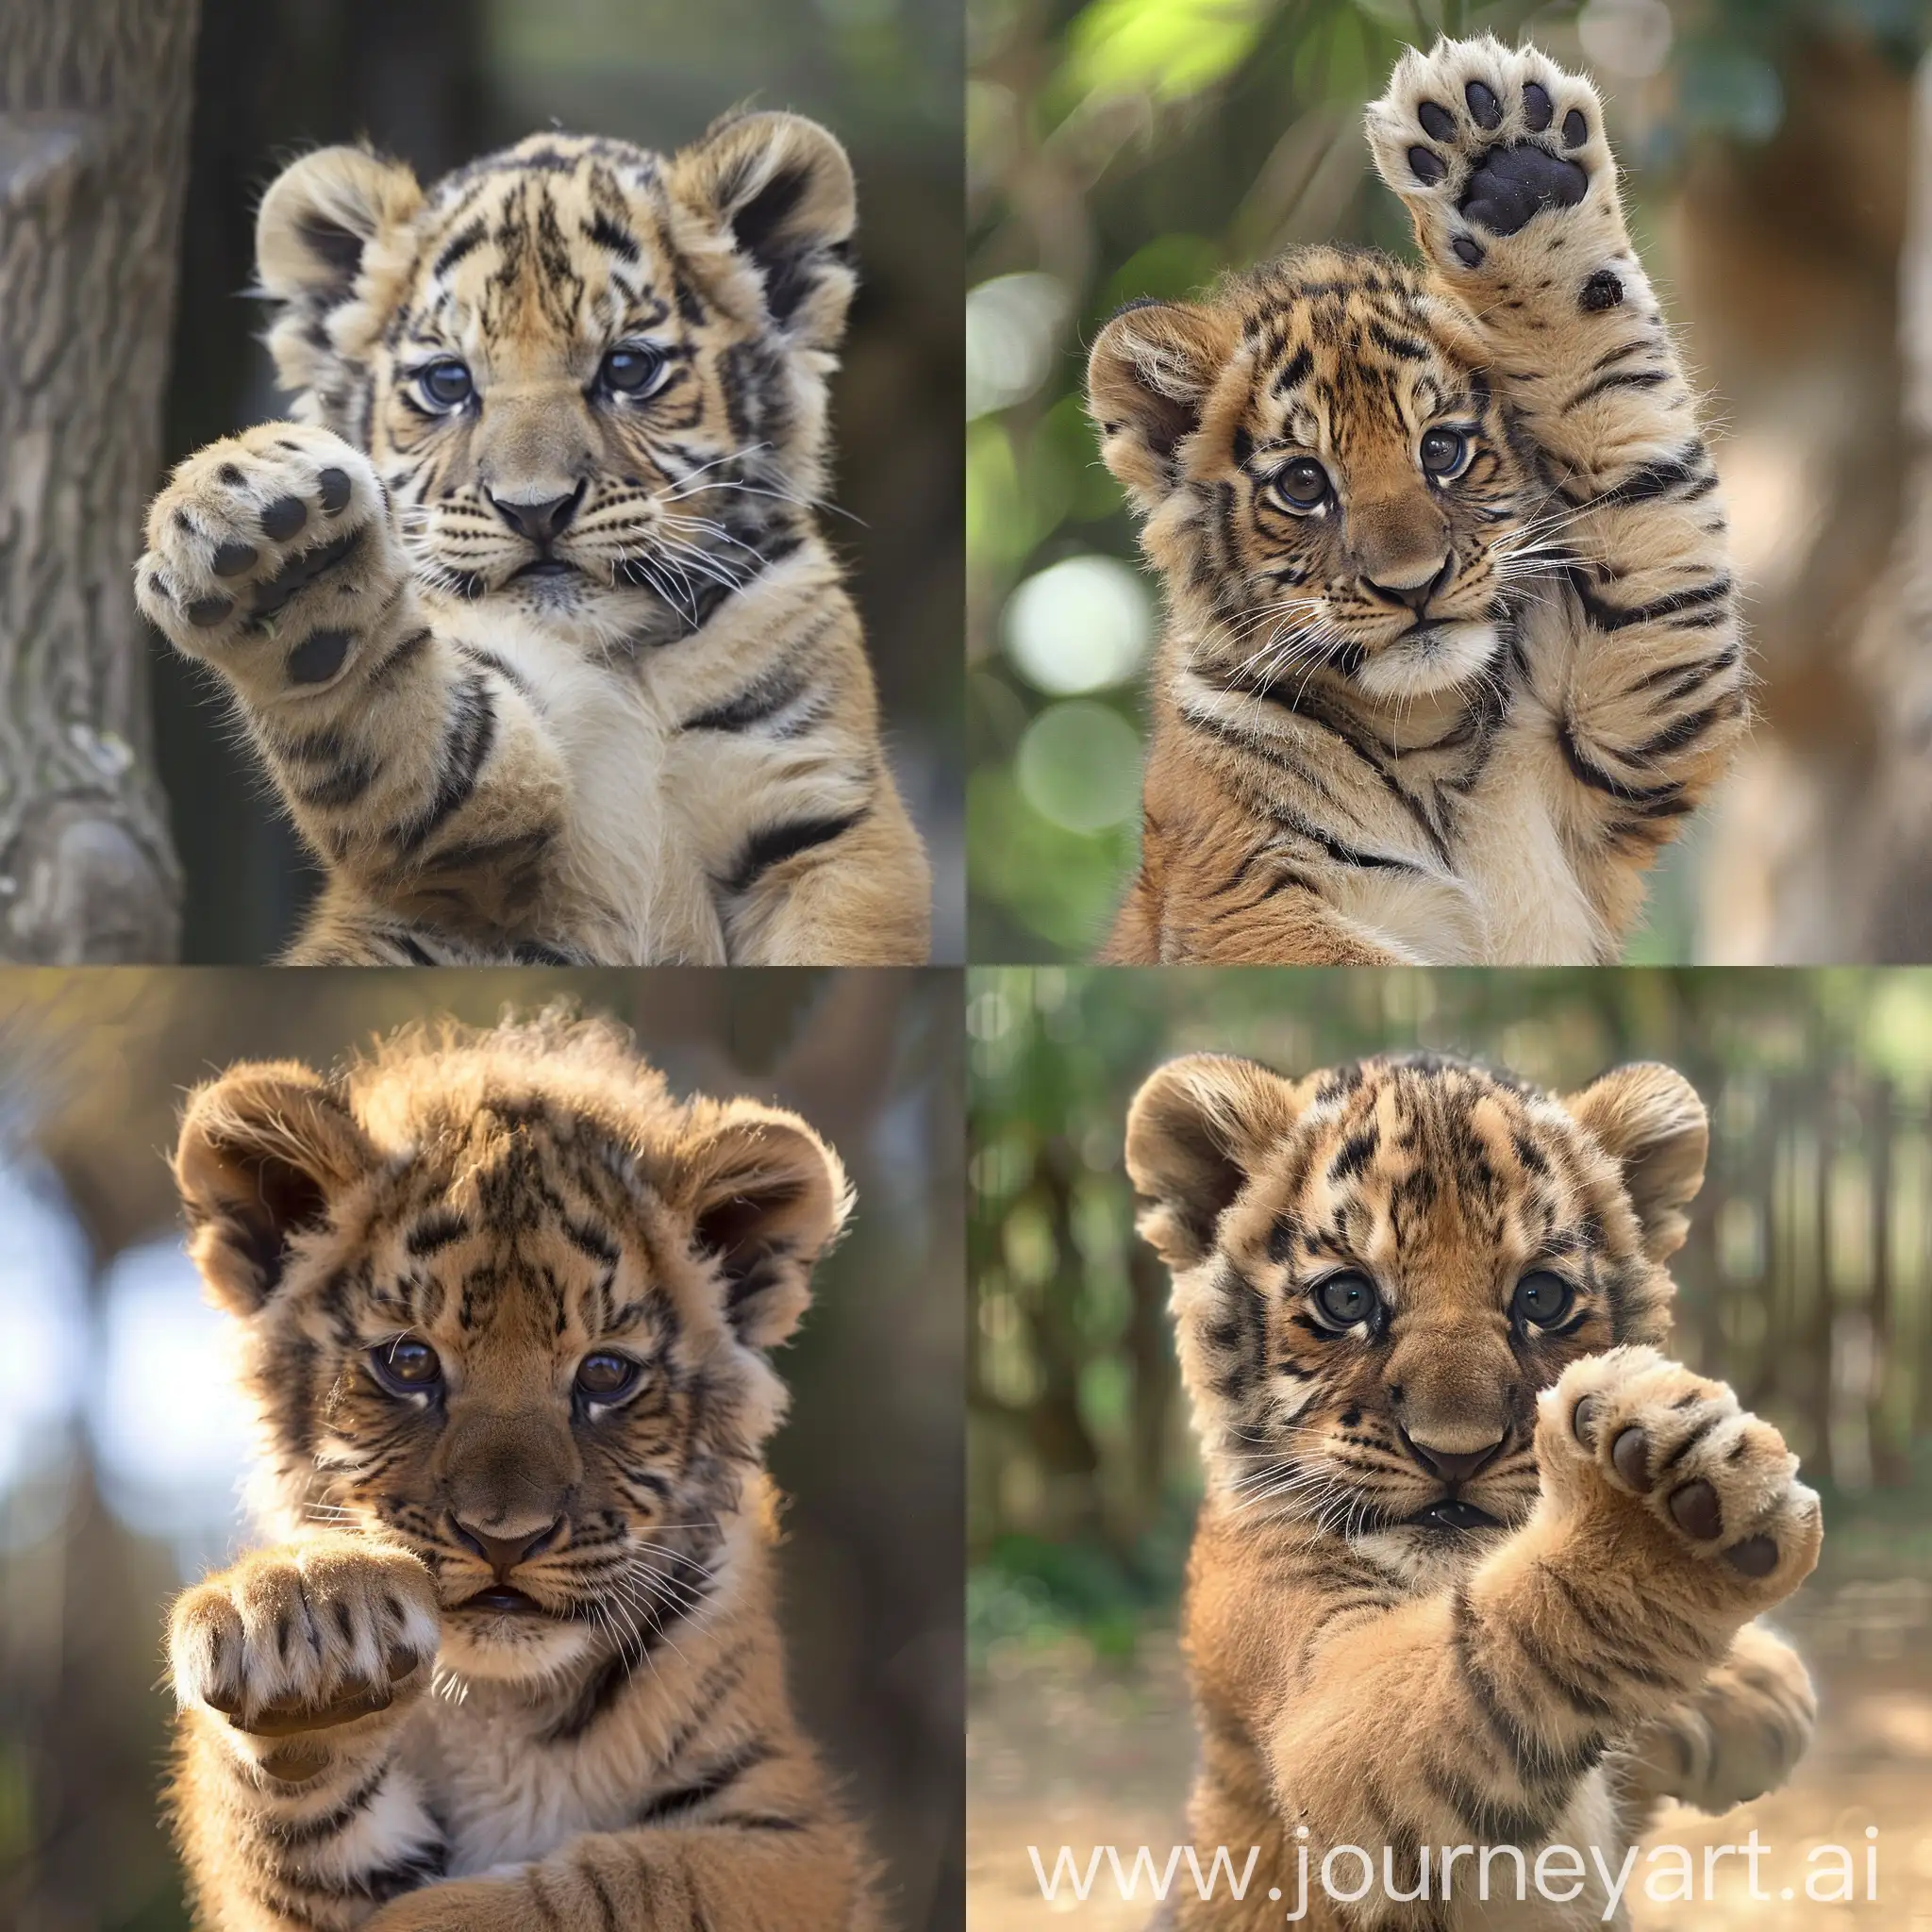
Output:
137,115,929,966
164,1013,878,1930
1127,1050,1820,1929
1090,38,1745,964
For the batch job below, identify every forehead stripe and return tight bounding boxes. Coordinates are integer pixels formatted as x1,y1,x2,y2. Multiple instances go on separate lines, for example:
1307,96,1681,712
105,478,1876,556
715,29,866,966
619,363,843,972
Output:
431,220,488,279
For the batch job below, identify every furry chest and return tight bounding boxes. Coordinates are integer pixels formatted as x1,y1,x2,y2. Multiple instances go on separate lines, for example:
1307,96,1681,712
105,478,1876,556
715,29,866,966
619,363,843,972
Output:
423,1704,646,1874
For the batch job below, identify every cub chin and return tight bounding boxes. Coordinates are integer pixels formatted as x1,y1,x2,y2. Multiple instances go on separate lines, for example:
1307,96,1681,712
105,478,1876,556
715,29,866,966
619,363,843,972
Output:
1125,1048,1819,1930
163,1011,878,1932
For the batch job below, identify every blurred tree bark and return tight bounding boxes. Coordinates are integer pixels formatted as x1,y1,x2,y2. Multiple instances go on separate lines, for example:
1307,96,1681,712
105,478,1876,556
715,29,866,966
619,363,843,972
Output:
0,0,194,963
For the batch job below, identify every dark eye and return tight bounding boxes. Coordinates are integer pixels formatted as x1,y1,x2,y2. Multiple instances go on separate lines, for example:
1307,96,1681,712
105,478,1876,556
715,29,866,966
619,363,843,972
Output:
1420,427,1468,478
1511,1271,1573,1328
576,1352,641,1402
419,359,473,408
1313,1273,1377,1328
1272,458,1330,509
370,1335,442,1394
599,346,666,396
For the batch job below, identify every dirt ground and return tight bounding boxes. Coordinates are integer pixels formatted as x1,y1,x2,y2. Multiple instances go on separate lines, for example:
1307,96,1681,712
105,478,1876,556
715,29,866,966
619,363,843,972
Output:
968,1576,1932,1929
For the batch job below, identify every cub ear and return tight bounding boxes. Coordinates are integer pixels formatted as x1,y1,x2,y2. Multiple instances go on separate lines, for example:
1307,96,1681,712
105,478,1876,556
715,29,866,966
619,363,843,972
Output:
674,1103,852,1347
256,145,424,418
175,1063,375,1316
257,144,424,307
1564,1062,1709,1262
1087,299,1238,508
670,110,857,350
1125,1055,1304,1270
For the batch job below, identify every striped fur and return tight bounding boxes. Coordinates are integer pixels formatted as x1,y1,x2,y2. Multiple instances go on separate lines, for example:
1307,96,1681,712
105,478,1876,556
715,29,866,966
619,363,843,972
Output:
1126,1052,1820,1929
1091,38,1746,964
137,117,929,965
164,1013,877,1931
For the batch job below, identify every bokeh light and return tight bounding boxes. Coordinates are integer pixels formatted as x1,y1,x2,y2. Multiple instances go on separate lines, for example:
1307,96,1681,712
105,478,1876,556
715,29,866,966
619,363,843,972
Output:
1003,554,1154,695
0,1161,88,1535
966,273,1072,420
1015,701,1143,832
90,1239,252,1561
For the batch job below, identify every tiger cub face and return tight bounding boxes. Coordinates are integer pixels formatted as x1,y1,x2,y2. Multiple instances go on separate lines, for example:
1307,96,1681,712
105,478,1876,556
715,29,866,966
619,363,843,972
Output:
1089,247,1536,703
174,1014,849,1684
1126,1051,1706,1549
253,116,857,643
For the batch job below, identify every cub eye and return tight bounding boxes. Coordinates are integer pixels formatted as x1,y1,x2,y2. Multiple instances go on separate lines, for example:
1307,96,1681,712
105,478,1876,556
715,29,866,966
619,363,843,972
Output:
1511,1271,1573,1327
370,1336,442,1393
1420,427,1468,479
1271,458,1330,510
576,1352,641,1402
418,359,474,409
1312,1273,1377,1328
599,346,667,396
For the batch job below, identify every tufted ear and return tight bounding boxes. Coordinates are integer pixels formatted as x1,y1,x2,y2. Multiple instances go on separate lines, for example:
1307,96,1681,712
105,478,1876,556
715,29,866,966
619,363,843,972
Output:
1125,1055,1305,1271
175,1063,375,1316
1087,299,1239,508
672,1103,852,1347
669,110,858,351
256,145,425,426
1564,1062,1709,1262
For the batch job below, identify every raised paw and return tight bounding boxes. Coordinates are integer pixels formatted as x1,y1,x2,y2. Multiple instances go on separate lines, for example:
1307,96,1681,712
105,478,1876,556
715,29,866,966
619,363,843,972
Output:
1539,1345,1822,1612
137,422,405,693
169,1533,440,1742
1365,35,1618,274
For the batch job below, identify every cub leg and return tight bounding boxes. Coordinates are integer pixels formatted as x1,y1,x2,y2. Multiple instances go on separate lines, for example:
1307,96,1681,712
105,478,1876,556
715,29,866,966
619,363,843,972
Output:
1366,39,1748,940
1222,1348,1819,1929
167,1534,443,1932
137,424,571,954
719,783,932,965
358,1817,874,1932
1614,1618,1818,1822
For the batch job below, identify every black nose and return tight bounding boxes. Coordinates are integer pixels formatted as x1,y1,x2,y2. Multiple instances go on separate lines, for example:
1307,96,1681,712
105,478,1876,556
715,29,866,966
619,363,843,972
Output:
1364,554,1454,616
487,484,584,545
1403,1429,1507,1486
450,1515,563,1576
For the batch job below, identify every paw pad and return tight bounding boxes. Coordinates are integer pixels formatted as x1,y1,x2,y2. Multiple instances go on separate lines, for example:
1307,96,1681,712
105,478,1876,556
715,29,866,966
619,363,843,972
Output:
1459,143,1587,238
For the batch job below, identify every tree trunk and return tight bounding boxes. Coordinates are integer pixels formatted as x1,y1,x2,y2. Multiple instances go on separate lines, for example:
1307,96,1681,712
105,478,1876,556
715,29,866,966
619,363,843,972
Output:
0,0,192,962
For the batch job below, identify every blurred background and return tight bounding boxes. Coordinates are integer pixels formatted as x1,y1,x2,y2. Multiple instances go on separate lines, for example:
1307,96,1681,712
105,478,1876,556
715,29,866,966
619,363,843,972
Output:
0,968,963,1932
966,0,1932,964
968,966,1932,1927
151,0,963,962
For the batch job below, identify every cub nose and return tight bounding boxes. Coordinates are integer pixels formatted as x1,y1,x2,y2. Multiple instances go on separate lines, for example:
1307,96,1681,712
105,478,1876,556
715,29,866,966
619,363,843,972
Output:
486,484,584,545
1403,1428,1507,1486
1363,554,1454,616
450,1514,563,1577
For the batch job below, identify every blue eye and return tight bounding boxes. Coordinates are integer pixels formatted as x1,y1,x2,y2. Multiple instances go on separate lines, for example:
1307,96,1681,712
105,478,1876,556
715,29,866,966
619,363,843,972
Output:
600,346,666,396
1313,1273,1376,1328
1420,427,1469,478
419,360,473,408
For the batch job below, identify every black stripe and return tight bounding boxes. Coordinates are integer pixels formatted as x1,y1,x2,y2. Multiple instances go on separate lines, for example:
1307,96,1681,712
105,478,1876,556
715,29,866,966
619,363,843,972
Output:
261,1763,392,1847
1567,568,1735,634
682,658,812,733
1565,364,1671,410
633,1738,774,1827
368,626,434,688
391,675,497,854
432,221,488,278
290,755,380,811
720,807,867,896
